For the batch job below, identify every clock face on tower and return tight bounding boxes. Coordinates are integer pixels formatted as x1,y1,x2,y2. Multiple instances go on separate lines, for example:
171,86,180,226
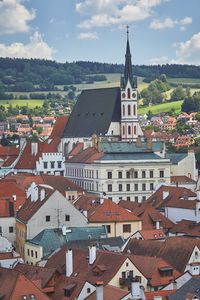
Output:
132,92,137,98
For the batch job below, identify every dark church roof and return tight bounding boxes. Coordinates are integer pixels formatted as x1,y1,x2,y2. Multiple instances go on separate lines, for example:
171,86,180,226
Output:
63,87,121,138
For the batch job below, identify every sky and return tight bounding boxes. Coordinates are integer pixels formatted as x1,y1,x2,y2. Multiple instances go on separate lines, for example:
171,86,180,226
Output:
0,0,200,65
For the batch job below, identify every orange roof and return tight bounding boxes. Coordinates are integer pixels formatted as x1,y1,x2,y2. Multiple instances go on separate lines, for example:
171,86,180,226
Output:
67,147,104,163
15,139,61,170
88,199,141,223
171,175,196,184
86,285,130,300
50,115,68,139
0,145,19,157
139,229,166,240
145,290,175,300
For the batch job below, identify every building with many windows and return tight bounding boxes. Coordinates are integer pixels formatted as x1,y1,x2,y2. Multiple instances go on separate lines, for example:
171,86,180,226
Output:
66,139,171,203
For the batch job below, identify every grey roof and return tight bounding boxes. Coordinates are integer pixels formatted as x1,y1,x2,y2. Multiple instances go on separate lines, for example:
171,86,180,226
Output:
28,226,107,258
168,278,200,300
167,153,188,165
100,141,164,153
66,236,125,251
101,153,164,161
63,87,121,138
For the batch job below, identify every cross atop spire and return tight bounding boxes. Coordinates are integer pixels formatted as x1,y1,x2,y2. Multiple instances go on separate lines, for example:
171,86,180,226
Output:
124,25,133,87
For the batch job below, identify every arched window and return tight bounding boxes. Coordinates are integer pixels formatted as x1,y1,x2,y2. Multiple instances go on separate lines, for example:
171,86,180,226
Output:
122,125,125,135
128,125,131,135
133,104,136,116
128,105,131,116
127,88,131,99
123,105,125,116
134,125,136,135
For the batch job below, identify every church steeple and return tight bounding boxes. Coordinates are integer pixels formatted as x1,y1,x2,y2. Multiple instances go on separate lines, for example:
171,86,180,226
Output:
124,25,133,86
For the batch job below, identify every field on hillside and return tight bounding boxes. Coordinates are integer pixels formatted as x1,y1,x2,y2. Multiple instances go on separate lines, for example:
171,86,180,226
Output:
167,77,200,85
0,99,44,108
138,100,183,115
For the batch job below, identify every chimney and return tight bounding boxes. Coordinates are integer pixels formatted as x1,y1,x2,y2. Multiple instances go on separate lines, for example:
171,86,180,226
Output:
96,281,103,300
196,201,200,223
40,189,45,201
13,195,17,201
89,245,96,265
31,142,38,156
197,191,200,201
66,249,73,277
146,138,152,150
131,278,141,300
83,210,88,218
156,220,160,230
30,182,38,202
163,190,169,200
136,136,142,147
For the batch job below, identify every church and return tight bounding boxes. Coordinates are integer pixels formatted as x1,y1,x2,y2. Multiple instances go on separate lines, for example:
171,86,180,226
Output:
62,28,143,155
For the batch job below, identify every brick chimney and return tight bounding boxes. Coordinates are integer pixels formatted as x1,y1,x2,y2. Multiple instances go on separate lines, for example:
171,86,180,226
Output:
66,249,73,277
89,245,96,265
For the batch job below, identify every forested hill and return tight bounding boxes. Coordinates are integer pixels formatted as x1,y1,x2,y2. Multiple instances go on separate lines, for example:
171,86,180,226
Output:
0,57,200,88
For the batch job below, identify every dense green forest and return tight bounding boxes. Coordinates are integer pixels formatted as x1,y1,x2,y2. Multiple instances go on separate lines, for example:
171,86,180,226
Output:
0,57,200,93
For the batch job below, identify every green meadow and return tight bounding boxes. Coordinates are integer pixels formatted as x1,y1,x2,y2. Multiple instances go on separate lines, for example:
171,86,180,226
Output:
0,99,44,108
138,100,183,115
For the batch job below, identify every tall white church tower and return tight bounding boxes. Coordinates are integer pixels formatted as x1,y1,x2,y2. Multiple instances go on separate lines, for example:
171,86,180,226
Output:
120,27,141,140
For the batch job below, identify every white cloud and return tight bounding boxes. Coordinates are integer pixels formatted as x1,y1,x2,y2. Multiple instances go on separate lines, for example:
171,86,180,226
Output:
76,0,166,29
171,32,200,65
149,16,192,30
149,55,168,64
0,0,35,34
78,32,98,40
0,32,55,59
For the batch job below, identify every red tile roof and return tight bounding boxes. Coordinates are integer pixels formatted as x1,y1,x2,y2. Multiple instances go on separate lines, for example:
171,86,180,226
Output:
15,139,61,170
68,142,84,157
16,188,55,223
138,229,166,240
171,175,196,184
145,290,175,300
0,180,26,216
67,147,104,163
147,185,196,209
86,284,130,300
0,267,50,300
170,219,200,237
88,199,141,222
50,115,68,139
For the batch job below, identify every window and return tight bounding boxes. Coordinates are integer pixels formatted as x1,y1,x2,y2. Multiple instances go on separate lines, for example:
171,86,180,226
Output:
9,227,14,233
128,126,131,135
122,271,126,278
134,184,138,191
106,225,111,233
160,170,164,178
134,125,136,135
133,104,136,116
134,171,138,178
43,162,48,169
46,215,50,222
123,224,131,233
108,184,112,192
119,184,123,192
87,288,91,294
142,183,146,191
35,251,38,259
118,171,122,179
65,215,70,221
142,196,146,201
142,170,146,178
123,105,125,116
122,125,125,135
50,161,55,169
31,250,33,257
127,197,131,201
150,183,154,191
126,184,130,191
107,171,112,179
126,262,129,267
58,161,62,169
150,170,154,178
127,88,131,99
135,196,138,202
27,249,30,256
128,104,131,116
126,171,130,179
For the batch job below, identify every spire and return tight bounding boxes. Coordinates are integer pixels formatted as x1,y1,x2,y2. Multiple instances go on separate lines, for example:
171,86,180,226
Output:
124,25,133,86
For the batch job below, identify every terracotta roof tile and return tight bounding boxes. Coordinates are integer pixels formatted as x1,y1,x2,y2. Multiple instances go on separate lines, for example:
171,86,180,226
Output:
86,284,130,300
171,175,196,184
170,219,200,237
0,267,50,300
138,229,166,240
67,147,104,163
50,115,68,139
